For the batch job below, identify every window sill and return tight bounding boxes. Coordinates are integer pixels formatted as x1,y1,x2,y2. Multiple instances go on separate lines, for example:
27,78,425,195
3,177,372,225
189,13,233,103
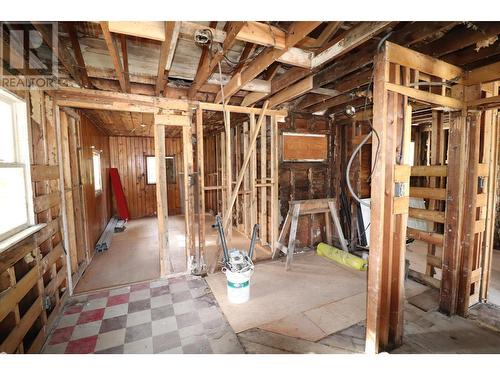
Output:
0,224,47,253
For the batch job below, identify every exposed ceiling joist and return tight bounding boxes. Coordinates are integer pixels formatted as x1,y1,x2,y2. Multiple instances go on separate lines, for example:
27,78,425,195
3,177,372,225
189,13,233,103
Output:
297,22,342,48
214,21,321,104
188,21,245,99
100,21,128,93
65,23,92,88
32,22,84,86
311,21,392,68
120,35,131,93
156,22,177,96
417,22,500,58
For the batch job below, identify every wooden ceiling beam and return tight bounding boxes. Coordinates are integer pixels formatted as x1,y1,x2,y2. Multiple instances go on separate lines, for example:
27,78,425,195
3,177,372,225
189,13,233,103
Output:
466,60,500,85
65,22,92,88
120,35,131,93
214,22,321,104
188,22,245,99
303,69,372,113
390,21,459,47
32,22,84,87
187,21,220,99
297,22,342,48
106,21,286,50
156,22,177,96
311,21,392,68
268,75,314,108
251,22,389,108
417,22,500,58
100,21,128,93
233,42,256,75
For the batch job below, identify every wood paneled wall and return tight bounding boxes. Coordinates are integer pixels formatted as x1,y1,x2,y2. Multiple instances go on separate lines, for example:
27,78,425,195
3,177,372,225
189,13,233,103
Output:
80,112,112,255
109,136,183,218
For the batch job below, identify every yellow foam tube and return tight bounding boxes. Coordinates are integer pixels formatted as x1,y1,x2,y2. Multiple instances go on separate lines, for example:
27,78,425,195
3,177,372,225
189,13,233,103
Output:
316,242,367,271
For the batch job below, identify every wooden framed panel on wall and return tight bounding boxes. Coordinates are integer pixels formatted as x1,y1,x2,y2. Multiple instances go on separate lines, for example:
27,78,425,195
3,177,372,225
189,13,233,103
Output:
282,132,328,162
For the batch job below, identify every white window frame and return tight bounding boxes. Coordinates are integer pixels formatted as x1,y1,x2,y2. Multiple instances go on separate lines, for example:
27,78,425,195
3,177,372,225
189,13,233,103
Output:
146,155,175,185
92,150,102,195
0,88,34,242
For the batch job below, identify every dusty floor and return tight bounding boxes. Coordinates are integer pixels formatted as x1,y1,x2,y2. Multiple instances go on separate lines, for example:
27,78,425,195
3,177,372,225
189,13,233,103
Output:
75,217,162,293
76,214,271,294
207,252,427,341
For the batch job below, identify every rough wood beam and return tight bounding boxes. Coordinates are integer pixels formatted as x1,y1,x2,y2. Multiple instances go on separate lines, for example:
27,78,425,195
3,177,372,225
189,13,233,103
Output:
310,87,341,96
181,21,285,49
417,22,500,58
466,61,500,85
272,67,312,94
295,93,330,110
32,23,83,86
442,42,500,67
108,21,165,41
312,21,392,68
215,22,321,103
156,22,177,96
233,42,256,74
65,23,92,88
313,41,376,87
277,47,314,68
100,22,128,93
190,21,219,95
188,22,245,99
390,22,459,47
120,35,130,93
305,69,372,112
268,76,314,108
207,75,271,93
237,22,286,49
297,22,342,48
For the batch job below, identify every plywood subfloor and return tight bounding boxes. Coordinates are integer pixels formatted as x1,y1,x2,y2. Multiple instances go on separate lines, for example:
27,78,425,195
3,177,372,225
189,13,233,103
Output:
75,217,161,293
203,214,272,268
207,251,429,343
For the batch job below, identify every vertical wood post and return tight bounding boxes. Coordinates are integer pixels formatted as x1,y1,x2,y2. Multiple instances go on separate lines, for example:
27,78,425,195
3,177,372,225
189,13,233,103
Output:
270,115,279,256
457,113,481,314
154,123,171,277
440,113,467,314
182,123,195,270
224,110,232,239
196,108,206,267
365,47,409,353
250,114,257,232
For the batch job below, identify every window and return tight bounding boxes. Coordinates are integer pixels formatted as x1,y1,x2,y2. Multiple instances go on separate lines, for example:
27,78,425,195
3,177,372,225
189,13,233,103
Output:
146,156,176,184
92,150,102,194
0,88,33,242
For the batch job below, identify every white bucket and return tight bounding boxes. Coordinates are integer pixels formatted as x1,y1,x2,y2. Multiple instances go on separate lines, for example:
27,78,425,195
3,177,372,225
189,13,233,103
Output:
225,268,253,304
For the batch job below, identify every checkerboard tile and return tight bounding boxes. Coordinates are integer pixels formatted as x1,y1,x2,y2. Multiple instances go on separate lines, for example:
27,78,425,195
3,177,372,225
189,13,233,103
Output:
42,275,244,354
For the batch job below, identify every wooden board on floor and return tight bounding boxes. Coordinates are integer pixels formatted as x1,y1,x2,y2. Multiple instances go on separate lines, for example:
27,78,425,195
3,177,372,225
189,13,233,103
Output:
206,252,367,333
408,288,440,312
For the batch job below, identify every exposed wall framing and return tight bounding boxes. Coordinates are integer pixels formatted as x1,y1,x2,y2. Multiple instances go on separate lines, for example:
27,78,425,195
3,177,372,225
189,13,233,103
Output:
0,91,68,353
